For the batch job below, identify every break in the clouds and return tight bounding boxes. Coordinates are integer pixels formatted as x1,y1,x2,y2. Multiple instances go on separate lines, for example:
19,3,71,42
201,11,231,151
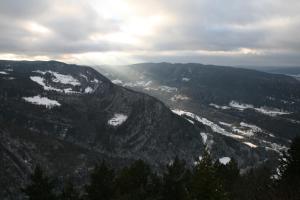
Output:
0,0,300,66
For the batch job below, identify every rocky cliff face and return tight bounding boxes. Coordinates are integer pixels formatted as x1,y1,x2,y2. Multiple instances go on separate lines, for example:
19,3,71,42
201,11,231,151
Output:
0,60,203,199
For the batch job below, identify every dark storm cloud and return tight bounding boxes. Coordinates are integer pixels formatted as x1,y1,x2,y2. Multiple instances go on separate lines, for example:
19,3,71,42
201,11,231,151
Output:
0,0,299,66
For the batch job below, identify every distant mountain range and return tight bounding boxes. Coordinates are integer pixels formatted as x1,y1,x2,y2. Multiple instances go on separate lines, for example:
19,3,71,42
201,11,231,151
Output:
97,62,300,168
241,66,300,78
1,60,299,199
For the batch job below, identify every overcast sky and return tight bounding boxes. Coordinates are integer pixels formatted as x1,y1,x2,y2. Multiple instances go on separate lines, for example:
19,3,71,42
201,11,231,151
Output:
0,0,299,66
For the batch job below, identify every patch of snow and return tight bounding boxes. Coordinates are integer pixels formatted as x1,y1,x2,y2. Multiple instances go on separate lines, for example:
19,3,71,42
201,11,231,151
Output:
33,70,80,86
63,88,79,94
112,79,123,84
210,103,230,110
186,119,195,124
232,127,255,137
23,95,61,109
30,76,62,92
123,80,152,88
80,74,88,81
219,157,231,165
198,117,243,139
0,71,9,75
267,133,276,138
240,122,262,135
171,95,190,101
182,77,190,82
232,122,262,137
194,156,204,165
158,86,178,93
108,113,128,126
221,121,274,138
229,100,291,116
220,121,262,137
243,142,258,148
206,138,214,150
219,121,232,127
144,87,158,91
254,107,291,117
200,132,208,144
122,82,135,87
229,101,254,110
138,81,147,87
271,168,281,180
240,122,262,131
91,78,100,83
30,75,85,94
135,84,176,92
172,109,244,139
30,76,45,85
33,70,47,75
144,81,152,87
50,71,80,86
262,140,287,154
281,99,294,104
84,87,94,94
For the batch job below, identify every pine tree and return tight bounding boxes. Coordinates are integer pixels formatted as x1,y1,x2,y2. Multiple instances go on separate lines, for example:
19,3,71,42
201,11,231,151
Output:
114,159,158,200
21,165,56,200
275,137,300,199
161,156,190,200
190,149,228,200
60,180,80,200
214,158,239,199
85,161,115,200
146,172,163,200
233,165,273,200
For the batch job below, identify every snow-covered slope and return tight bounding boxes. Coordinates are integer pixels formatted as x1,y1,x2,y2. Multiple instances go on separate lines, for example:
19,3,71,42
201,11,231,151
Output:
23,95,61,108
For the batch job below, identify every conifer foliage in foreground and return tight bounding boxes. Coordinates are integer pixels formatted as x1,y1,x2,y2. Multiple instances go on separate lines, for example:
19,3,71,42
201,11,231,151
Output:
21,165,56,200
22,138,300,200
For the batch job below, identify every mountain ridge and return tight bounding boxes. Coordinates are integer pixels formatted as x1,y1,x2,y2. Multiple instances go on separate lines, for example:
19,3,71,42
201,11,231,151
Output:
97,62,300,171
0,60,204,199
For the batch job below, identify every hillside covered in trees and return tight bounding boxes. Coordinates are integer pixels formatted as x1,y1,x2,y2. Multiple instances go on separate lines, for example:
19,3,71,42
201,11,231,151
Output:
22,138,300,200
